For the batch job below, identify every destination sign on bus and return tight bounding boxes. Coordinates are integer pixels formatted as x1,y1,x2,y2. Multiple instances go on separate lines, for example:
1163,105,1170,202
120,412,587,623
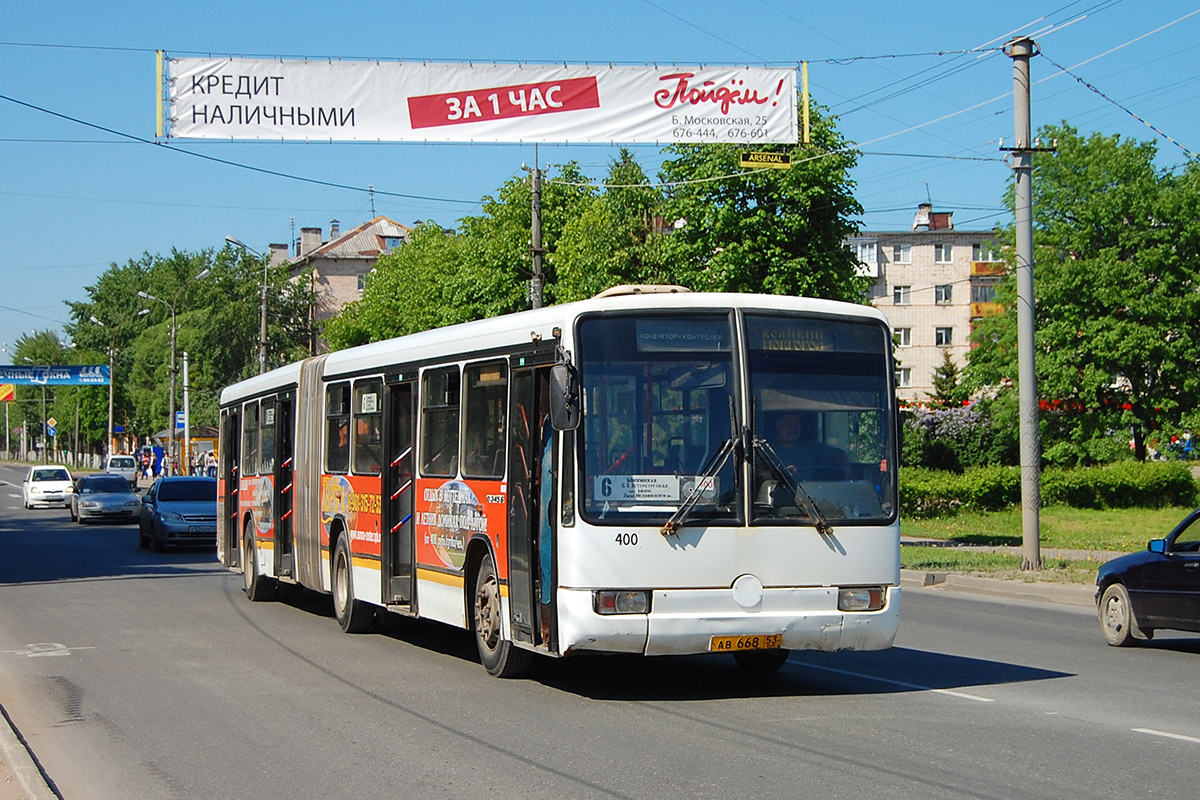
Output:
594,475,716,503
635,319,730,352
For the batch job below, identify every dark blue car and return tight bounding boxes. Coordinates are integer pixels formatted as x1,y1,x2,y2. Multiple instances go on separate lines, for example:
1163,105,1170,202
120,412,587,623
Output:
138,476,218,552
1096,507,1200,646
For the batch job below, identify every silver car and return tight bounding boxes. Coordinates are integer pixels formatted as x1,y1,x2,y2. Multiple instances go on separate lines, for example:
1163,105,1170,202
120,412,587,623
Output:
70,473,142,524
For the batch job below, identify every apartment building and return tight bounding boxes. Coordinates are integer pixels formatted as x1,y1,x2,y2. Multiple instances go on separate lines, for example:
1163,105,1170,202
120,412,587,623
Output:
848,203,1003,401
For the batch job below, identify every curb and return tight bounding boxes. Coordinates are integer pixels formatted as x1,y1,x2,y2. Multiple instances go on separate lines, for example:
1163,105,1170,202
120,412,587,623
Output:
901,568,1097,608
0,703,57,800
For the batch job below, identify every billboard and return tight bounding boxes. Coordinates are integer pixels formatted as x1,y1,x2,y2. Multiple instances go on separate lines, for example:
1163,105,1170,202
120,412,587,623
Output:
163,57,798,145
0,365,110,386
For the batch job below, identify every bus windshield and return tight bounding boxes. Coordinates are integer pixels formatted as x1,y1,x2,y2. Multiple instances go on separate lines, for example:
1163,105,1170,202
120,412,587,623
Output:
578,313,740,525
746,313,895,524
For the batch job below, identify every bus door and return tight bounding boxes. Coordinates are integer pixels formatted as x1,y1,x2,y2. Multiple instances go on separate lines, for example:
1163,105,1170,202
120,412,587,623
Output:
220,407,241,568
274,395,295,580
507,361,557,649
382,380,416,607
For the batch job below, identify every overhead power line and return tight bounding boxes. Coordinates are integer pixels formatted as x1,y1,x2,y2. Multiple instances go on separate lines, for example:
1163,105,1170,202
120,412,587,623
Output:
0,91,481,206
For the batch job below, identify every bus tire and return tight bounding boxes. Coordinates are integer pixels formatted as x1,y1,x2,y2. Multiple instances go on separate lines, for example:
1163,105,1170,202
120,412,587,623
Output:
332,534,372,633
734,648,790,673
473,554,532,678
243,522,275,602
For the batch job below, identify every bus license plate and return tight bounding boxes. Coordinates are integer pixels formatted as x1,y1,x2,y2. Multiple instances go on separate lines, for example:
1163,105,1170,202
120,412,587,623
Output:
710,634,783,652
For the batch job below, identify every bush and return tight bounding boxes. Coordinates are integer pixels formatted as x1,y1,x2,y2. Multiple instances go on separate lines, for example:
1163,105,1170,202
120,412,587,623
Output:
900,461,1197,517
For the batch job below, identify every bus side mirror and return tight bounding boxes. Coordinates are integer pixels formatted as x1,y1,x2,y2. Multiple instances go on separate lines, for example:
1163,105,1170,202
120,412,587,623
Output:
550,363,581,431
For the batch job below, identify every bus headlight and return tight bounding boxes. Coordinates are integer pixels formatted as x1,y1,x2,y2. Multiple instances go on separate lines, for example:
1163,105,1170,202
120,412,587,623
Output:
838,586,886,612
593,590,650,615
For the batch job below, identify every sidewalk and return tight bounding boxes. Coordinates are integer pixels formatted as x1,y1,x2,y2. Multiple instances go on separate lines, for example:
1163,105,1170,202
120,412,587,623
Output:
0,704,54,800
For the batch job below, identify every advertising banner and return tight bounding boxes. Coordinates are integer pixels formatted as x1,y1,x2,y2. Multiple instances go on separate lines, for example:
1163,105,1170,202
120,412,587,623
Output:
165,57,797,144
0,365,110,386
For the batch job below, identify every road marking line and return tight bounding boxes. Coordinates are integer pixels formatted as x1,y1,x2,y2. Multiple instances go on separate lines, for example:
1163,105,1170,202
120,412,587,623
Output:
1133,728,1200,744
793,661,994,702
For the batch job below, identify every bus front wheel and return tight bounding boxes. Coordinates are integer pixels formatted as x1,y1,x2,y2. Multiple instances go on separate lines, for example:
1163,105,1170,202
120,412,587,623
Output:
473,554,532,678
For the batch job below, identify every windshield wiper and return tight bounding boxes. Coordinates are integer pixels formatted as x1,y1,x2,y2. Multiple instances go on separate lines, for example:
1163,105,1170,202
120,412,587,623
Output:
660,436,738,537
661,396,740,537
754,438,833,536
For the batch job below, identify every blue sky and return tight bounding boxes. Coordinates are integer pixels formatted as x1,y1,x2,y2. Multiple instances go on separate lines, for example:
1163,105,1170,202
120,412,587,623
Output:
3,0,1198,362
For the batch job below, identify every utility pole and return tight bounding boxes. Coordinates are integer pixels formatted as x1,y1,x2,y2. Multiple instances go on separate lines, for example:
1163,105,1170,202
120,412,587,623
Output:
1006,36,1042,570
530,162,545,309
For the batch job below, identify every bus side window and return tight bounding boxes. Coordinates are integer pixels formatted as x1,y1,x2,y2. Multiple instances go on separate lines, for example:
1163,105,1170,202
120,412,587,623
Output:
352,380,382,475
241,401,260,477
421,367,460,477
259,399,276,475
462,361,507,480
326,383,350,474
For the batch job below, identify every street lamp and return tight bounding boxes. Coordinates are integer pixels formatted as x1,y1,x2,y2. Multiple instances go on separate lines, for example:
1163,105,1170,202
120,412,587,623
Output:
90,309,149,458
138,267,211,474
22,356,47,463
225,235,269,374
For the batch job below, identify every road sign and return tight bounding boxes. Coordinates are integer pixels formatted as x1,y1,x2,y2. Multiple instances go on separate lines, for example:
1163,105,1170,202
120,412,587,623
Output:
46,424,57,437
739,151,791,169
176,411,185,430
47,416,58,429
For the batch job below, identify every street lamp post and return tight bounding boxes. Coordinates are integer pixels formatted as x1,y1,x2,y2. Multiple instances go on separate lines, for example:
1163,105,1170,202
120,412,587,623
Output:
138,267,211,474
21,356,48,463
225,235,269,374
90,309,149,458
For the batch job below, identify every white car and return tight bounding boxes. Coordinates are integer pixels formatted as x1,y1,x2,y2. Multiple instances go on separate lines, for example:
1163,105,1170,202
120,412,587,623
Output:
22,465,74,509
104,454,139,488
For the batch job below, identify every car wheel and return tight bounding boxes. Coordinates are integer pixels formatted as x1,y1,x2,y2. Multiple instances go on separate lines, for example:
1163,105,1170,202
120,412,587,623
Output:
332,535,372,633
1100,583,1146,646
138,521,149,549
242,523,275,602
473,553,532,678
150,522,165,553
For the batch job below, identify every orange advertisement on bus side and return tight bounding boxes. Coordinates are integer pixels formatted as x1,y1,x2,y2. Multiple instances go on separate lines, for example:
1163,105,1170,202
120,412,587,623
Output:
415,478,507,577
239,475,275,538
320,474,383,556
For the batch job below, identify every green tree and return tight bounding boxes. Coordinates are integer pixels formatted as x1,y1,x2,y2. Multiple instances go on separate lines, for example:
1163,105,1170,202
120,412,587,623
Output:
656,103,866,300
554,149,669,301
966,123,1200,463
10,331,74,458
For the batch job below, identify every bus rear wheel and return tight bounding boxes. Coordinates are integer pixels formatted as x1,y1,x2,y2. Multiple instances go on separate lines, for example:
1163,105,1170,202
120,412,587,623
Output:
243,523,275,602
332,535,373,633
473,554,532,678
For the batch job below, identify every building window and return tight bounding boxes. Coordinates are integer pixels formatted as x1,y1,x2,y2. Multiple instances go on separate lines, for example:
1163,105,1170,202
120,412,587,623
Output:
853,240,877,264
934,243,953,263
972,283,997,303
936,327,953,346
973,241,998,261
896,367,912,388
384,236,403,251
894,327,911,347
893,244,911,264
935,284,953,305
357,274,367,291
893,285,911,306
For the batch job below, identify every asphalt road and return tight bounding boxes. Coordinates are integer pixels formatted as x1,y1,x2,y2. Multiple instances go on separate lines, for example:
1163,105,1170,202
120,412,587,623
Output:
1,462,1198,799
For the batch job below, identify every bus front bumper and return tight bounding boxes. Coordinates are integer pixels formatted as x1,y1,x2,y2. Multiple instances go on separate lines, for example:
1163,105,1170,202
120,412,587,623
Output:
555,585,901,657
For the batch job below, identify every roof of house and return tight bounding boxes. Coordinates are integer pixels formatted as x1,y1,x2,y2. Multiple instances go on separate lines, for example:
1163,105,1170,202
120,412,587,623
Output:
289,216,412,267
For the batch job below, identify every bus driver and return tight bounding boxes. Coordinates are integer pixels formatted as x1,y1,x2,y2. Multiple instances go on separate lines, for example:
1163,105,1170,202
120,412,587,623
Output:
767,411,852,481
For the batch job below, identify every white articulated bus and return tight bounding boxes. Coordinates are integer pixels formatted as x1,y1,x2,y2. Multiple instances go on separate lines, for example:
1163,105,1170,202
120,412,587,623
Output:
217,287,901,677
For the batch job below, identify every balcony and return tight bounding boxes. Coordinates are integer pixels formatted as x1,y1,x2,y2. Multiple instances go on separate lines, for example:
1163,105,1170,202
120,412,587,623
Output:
971,260,1005,277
